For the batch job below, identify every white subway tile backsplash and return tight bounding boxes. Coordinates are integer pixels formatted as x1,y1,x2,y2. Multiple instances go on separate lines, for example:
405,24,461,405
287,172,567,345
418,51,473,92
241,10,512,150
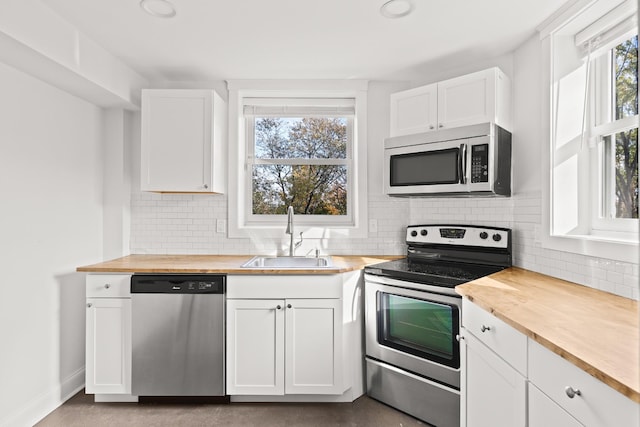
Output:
129,190,638,300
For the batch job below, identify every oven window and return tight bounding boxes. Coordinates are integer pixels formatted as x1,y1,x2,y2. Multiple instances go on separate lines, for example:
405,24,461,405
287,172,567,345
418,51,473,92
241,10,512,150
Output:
390,148,459,186
377,292,459,368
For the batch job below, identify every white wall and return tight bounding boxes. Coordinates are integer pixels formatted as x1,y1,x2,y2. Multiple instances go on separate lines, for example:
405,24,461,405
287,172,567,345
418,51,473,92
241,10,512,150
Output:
0,62,104,426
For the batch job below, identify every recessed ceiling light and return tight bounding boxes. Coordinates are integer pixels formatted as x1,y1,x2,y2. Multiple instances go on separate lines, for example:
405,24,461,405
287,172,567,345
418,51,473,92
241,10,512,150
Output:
380,0,414,19
140,0,176,18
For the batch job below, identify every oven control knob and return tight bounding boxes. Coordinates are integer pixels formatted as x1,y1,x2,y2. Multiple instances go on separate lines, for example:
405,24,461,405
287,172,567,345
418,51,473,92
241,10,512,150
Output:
420,229,428,236
492,234,502,242
410,230,418,237
479,232,488,239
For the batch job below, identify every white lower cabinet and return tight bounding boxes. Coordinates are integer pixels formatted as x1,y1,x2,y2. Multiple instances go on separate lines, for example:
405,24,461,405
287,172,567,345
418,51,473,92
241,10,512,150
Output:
285,299,342,394
460,329,527,427
226,297,342,395
529,382,582,427
528,338,639,427
85,274,132,395
226,299,284,395
461,299,640,427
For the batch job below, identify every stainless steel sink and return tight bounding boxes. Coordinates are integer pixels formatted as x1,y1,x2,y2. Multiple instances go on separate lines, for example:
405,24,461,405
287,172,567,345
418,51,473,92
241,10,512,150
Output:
240,256,334,269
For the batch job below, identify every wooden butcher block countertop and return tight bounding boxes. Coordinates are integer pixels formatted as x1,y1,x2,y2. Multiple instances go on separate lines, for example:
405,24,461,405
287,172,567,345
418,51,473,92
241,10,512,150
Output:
456,267,639,403
76,254,401,275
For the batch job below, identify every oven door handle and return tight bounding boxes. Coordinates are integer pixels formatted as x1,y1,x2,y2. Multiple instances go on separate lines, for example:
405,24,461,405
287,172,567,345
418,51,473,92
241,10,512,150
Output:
458,143,467,184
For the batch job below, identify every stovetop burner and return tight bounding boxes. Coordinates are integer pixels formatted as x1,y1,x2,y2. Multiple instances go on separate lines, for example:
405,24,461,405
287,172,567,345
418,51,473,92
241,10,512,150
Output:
364,224,512,288
365,258,505,288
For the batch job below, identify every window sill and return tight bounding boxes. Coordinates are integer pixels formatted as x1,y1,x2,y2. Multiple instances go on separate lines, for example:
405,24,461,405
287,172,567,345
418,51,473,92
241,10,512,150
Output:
542,232,639,263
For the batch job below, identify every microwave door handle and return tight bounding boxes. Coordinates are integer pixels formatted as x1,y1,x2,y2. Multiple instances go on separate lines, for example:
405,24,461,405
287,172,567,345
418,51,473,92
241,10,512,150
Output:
458,143,467,184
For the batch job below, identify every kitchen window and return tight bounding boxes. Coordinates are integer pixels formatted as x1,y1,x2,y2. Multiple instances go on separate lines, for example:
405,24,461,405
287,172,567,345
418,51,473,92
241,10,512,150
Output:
226,81,368,238
542,0,639,262
244,98,353,223
591,34,638,234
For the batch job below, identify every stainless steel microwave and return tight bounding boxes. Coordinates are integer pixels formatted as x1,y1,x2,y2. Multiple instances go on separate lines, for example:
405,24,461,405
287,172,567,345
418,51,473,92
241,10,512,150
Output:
384,122,511,196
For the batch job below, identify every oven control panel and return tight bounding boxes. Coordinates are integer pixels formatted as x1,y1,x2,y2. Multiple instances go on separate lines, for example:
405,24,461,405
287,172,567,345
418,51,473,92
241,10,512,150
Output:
407,225,509,248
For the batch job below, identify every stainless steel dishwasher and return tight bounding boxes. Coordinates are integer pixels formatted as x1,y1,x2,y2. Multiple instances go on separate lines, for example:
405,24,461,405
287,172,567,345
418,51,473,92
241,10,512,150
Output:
130,274,225,396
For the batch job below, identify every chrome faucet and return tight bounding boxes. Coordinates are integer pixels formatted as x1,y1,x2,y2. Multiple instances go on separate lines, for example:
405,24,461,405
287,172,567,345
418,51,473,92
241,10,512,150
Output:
285,206,303,256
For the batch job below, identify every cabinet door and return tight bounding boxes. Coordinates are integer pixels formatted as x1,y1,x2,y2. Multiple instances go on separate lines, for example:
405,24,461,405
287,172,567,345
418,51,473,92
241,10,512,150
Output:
461,330,526,427
85,298,131,394
437,69,496,130
226,299,285,395
141,89,214,192
390,84,438,136
529,383,583,427
285,299,343,394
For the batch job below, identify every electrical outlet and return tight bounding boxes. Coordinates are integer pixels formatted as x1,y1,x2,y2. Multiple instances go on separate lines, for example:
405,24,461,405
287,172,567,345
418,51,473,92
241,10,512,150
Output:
216,219,226,233
369,219,378,233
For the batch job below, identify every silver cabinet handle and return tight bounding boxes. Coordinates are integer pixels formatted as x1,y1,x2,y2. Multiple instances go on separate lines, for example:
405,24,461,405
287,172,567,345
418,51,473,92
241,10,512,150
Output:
455,334,464,342
104,284,111,289
203,184,209,189
481,325,491,332
87,303,92,308
276,305,282,310
287,304,292,309
439,123,444,128
429,125,435,130
565,386,581,398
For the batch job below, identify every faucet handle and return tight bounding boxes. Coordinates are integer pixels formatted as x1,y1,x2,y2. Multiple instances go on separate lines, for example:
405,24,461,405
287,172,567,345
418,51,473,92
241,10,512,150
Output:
295,232,303,249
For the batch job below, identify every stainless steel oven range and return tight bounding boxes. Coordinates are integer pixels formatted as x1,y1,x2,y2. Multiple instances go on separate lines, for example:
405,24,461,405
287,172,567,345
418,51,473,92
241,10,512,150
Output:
364,224,512,427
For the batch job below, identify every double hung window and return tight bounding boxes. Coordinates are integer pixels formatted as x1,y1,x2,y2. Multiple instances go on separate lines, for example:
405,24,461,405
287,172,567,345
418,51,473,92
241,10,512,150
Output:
546,0,638,257
244,98,354,224
591,34,638,232
226,81,368,238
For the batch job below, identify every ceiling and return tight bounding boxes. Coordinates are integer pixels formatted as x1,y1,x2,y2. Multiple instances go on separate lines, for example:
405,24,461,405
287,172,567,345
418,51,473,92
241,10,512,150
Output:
42,0,565,83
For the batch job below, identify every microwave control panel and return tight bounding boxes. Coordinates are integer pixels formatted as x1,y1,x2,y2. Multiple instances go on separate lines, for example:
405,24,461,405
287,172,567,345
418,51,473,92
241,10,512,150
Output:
471,144,489,183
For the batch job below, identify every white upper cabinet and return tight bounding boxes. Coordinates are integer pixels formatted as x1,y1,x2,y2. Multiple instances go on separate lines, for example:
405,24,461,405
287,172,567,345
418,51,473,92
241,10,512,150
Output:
141,89,226,193
390,83,438,136
390,67,511,137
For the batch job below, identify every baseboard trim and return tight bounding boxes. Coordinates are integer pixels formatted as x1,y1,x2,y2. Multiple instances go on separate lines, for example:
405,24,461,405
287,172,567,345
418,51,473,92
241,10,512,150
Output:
230,388,360,403
0,368,85,427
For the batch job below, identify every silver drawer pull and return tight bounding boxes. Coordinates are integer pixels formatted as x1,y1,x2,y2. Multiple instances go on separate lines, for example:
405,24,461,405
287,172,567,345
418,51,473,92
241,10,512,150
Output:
87,303,92,308
104,284,111,289
565,386,581,398
481,325,491,332
276,305,282,310
455,334,465,342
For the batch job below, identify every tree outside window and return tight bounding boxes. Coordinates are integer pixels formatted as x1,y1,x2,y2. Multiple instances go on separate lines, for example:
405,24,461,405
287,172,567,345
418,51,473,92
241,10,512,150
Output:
611,35,638,219
251,116,349,216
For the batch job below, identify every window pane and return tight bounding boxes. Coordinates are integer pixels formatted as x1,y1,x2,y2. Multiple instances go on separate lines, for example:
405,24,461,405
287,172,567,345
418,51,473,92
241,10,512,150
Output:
614,128,638,218
252,165,347,215
255,117,347,159
614,35,638,120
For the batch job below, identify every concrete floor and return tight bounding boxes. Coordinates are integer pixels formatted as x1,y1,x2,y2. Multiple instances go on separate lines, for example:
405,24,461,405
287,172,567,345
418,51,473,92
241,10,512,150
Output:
36,391,428,426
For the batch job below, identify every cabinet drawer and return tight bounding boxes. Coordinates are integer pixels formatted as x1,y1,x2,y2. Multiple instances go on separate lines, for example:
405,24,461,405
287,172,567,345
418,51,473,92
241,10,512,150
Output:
462,299,526,375
86,274,132,298
528,339,639,427
529,382,582,427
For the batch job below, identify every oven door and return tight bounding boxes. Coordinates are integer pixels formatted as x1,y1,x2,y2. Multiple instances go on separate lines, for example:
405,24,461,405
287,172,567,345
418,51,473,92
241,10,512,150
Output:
365,274,461,388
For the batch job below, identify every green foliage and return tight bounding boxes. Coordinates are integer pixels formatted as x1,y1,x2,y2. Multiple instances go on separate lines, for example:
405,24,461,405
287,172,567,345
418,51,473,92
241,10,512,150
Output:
252,117,348,215
613,35,638,218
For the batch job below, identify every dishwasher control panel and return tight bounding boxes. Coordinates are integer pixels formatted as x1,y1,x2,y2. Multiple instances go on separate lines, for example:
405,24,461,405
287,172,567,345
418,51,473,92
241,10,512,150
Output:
131,274,225,294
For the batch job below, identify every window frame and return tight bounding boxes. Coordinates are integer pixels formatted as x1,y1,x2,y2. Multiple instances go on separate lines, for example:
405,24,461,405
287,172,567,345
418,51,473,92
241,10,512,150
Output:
590,32,639,235
539,0,639,263
226,80,369,239
244,113,354,226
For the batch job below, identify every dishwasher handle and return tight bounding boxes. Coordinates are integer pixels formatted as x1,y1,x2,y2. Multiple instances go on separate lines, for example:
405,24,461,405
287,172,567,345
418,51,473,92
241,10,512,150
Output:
131,274,225,294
